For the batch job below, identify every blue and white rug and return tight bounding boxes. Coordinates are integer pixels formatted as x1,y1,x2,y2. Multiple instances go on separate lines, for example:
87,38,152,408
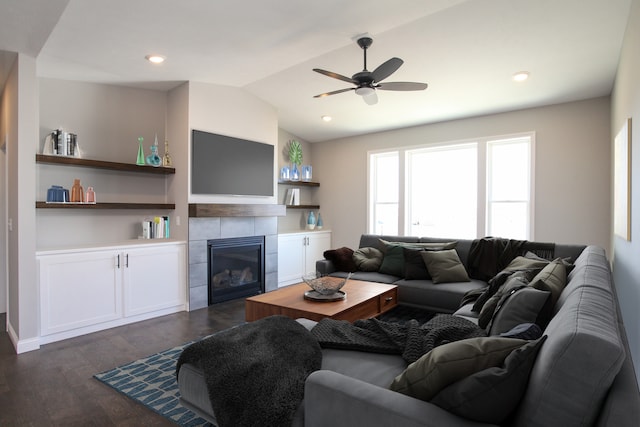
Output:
94,340,213,426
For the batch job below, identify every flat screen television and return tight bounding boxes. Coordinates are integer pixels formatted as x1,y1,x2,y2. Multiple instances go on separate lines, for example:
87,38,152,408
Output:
191,129,274,197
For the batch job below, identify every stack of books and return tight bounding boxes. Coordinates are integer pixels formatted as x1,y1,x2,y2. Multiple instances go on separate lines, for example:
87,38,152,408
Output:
142,216,170,239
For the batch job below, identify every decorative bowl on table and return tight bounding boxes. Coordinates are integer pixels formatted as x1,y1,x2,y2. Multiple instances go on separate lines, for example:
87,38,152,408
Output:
302,272,352,301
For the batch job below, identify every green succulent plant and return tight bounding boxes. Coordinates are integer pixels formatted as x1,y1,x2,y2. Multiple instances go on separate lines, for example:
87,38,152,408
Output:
288,140,303,166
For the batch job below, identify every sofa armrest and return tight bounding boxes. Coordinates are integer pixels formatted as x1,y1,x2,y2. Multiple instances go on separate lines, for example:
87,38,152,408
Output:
304,370,496,427
315,259,336,276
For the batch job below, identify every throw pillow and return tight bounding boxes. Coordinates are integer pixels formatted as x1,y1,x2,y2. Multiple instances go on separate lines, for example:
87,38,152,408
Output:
389,337,528,401
403,242,458,280
420,249,470,284
378,239,457,252
378,244,405,276
528,258,567,307
352,247,383,272
323,247,357,272
488,287,552,335
478,271,531,329
431,336,547,424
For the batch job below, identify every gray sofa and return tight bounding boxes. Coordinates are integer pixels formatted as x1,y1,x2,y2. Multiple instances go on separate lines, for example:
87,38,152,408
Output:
177,235,640,426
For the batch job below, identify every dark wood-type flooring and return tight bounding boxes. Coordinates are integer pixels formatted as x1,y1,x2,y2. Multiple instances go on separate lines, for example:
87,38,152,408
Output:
0,299,246,426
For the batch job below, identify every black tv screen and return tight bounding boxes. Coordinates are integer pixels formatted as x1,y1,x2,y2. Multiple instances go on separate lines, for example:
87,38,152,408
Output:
191,129,274,197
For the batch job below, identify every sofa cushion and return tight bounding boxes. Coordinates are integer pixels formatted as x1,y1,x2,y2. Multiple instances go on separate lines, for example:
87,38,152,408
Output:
323,247,358,272
397,279,487,313
420,249,470,284
352,247,383,272
488,287,552,335
378,244,405,276
431,336,546,424
378,239,457,277
389,336,529,401
528,258,567,307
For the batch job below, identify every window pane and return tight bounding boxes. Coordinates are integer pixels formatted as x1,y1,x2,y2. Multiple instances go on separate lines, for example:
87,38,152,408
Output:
489,202,528,240
374,203,398,235
375,154,398,202
489,141,529,200
408,144,477,238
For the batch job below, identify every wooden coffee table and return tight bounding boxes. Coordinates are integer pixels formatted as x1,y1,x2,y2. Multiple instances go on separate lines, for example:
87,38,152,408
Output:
245,279,398,322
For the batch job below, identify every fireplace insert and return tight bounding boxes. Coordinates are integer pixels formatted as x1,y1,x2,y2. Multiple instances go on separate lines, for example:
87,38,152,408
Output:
208,236,265,304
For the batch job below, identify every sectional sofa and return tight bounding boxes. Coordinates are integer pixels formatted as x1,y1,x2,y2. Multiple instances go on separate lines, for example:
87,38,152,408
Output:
177,234,640,426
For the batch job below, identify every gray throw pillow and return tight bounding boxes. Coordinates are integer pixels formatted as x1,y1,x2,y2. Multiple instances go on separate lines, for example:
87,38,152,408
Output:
420,249,470,284
352,247,383,272
378,244,405,276
478,272,530,329
431,336,547,424
389,337,528,401
488,287,552,335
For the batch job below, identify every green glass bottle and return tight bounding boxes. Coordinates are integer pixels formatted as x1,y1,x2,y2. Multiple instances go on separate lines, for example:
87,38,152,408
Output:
136,137,145,165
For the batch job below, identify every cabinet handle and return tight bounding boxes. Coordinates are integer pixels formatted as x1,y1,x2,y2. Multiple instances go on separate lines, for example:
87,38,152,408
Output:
125,253,129,268
116,254,120,269
385,297,394,302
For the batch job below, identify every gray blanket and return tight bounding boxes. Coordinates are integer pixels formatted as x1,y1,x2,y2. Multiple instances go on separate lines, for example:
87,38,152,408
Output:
311,314,486,363
176,315,321,427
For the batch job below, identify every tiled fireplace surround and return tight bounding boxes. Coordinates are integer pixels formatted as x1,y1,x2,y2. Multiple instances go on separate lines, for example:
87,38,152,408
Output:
188,204,282,311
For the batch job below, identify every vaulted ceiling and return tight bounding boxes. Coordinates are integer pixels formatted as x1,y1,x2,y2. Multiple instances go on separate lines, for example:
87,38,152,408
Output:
0,0,632,142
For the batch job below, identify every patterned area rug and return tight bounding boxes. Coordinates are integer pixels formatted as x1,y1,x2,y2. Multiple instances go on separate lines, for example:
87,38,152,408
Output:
94,306,435,426
94,339,213,427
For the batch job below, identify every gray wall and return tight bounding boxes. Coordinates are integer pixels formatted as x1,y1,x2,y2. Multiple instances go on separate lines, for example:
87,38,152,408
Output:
611,0,640,385
310,97,612,253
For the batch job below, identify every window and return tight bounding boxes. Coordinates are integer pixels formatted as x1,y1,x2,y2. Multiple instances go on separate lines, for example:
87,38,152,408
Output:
368,133,534,239
369,151,399,235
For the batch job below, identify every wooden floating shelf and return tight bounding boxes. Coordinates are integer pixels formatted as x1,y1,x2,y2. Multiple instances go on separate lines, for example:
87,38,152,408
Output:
36,202,175,210
277,180,319,187
286,205,320,209
189,203,286,218
36,154,176,175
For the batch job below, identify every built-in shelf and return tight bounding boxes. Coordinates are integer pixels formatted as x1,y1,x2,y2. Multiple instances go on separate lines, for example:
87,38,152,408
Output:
286,205,320,209
36,202,175,210
189,203,286,218
36,154,176,175
277,180,319,187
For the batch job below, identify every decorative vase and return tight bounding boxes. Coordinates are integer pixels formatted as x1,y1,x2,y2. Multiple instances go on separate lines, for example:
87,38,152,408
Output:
85,186,96,203
316,212,323,229
290,163,300,181
280,166,290,180
146,144,162,167
71,178,84,203
163,140,173,167
136,137,145,165
301,165,312,181
307,211,316,230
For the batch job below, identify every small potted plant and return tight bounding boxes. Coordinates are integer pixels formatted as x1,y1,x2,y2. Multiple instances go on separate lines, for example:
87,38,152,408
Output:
288,139,302,181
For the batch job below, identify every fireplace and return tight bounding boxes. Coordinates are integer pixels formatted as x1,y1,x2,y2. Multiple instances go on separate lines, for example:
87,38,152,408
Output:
208,236,265,304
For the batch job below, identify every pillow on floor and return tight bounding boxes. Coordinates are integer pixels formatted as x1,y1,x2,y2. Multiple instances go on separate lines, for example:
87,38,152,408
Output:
323,247,357,272
389,337,529,401
431,336,547,424
353,247,384,272
420,249,470,284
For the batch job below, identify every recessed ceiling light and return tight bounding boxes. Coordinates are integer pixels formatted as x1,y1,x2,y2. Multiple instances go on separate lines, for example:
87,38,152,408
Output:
321,115,332,122
145,54,166,64
512,71,530,82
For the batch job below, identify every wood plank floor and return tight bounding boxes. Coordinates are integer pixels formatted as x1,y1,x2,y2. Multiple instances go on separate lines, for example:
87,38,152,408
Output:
0,299,246,426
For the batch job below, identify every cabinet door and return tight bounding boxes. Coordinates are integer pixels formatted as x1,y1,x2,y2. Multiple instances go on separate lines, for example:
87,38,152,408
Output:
123,243,186,317
39,250,122,336
304,232,332,275
277,234,306,287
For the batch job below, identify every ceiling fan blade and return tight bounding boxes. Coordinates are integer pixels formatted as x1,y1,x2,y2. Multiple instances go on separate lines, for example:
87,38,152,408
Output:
313,87,355,98
363,91,378,105
376,81,428,91
371,57,403,83
313,68,357,84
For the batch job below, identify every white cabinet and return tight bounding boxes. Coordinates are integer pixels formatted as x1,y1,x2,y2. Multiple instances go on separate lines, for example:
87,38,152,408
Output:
277,231,331,287
38,241,186,344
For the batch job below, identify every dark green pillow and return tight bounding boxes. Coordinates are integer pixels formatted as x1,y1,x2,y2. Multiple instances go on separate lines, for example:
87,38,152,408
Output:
389,337,528,401
478,272,531,329
431,336,547,424
353,247,383,272
403,242,458,280
528,258,567,307
378,244,405,276
420,249,470,284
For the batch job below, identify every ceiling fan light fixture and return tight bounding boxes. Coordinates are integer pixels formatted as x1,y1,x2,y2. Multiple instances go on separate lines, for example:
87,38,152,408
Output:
512,71,530,82
355,86,375,96
321,115,332,122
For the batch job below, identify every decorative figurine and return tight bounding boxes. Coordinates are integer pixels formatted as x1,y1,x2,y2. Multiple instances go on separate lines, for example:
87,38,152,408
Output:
163,139,173,167
146,135,162,167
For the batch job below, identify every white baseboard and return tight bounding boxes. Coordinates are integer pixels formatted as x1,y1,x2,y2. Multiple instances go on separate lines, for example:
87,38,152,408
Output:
7,321,41,354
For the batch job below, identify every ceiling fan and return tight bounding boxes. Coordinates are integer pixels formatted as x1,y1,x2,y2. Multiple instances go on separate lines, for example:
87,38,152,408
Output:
313,36,428,105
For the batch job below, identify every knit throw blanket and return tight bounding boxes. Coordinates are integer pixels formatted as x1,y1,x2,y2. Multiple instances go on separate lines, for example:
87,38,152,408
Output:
311,314,487,363
176,316,322,427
